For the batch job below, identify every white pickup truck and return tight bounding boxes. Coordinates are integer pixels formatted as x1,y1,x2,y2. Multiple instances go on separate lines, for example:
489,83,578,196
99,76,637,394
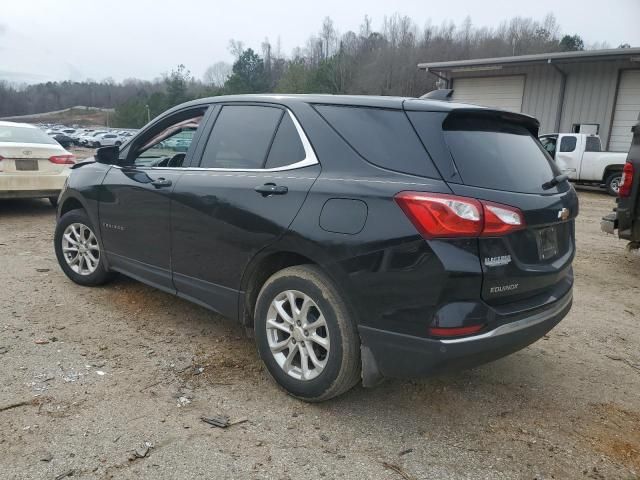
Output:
539,134,627,195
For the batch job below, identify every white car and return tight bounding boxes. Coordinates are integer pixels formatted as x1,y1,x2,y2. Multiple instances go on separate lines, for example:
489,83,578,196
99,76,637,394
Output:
91,132,123,148
0,121,75,206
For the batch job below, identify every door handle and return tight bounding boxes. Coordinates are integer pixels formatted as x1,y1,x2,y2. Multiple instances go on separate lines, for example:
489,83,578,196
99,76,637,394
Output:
255,183,288,196
151,177,172,188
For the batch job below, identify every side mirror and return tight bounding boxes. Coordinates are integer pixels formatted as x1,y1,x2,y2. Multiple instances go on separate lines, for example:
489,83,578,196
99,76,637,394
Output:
95,145,120,165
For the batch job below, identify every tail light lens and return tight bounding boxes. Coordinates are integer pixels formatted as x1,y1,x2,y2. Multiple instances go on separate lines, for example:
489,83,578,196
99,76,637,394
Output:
619,162,634,198
395,192,525,238
49,155,75,165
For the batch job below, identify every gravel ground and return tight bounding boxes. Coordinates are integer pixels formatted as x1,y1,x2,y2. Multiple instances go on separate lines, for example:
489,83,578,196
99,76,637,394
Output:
0,189,639,480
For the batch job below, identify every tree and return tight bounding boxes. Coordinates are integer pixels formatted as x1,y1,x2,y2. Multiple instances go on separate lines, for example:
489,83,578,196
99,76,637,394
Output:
560,34,584,51
224,48,269,94
165,64,192,106
203,62,232,87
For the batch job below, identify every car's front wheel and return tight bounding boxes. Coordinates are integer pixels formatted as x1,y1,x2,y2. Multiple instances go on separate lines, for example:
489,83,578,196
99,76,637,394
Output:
254,265,361,402
54,209,113,286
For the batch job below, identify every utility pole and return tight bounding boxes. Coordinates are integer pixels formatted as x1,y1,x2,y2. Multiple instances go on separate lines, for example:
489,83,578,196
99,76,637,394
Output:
145,104,151,124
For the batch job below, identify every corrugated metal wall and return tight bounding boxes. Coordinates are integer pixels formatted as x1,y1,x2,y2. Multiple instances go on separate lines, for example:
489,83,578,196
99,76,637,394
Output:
446,59,637,148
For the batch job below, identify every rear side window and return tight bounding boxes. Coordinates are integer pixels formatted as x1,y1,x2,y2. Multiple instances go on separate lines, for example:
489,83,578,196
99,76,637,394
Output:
559,136,577,152
265,114,305,169
201,106,283,169
437,113,560,194
314,105,439,178
585,136,601,152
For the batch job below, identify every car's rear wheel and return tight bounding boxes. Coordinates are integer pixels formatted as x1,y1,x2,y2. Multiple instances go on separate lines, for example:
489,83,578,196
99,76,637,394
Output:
254,265,361,402
54,209,113,286
605,171,623,196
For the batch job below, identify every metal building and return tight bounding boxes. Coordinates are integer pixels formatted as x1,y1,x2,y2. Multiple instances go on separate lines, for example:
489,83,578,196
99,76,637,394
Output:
418,48,640,152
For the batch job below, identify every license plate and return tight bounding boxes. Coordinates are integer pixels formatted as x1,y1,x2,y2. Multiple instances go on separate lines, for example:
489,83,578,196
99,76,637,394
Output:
15,159,39,171
535,226,558,260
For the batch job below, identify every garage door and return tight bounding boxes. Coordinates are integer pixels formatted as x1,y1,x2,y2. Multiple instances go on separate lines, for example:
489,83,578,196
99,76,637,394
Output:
452,75,525,112
609,70,640,152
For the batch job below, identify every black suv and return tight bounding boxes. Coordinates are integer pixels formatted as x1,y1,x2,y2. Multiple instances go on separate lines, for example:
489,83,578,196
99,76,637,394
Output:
54,94,577,401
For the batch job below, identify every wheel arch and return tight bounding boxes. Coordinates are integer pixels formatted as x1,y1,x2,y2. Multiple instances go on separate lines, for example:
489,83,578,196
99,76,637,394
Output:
603,164,623,182
238,245,357,330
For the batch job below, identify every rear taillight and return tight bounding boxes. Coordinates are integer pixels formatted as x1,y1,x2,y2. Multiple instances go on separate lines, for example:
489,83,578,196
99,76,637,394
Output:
49,155,75,165
395,192,525,239
619,162,634,198
428,324,485,338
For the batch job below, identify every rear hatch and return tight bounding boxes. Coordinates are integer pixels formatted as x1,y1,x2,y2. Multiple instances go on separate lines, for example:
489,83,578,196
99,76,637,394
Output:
406,105,577,306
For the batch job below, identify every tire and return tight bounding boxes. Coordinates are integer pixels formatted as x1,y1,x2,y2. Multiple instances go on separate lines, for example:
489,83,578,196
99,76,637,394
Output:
48,196,58,207
605,171,623,196
54,209,113,286
254,265,361,402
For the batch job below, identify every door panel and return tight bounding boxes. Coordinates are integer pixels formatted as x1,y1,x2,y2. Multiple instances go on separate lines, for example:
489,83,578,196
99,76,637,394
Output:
99,167,183,290
170,166,320,318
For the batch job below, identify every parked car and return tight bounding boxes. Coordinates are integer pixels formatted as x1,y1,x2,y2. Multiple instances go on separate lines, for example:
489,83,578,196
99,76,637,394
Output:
601,116,640,246
539,133,627,195
52,133,75,148
91,133,122,148
0,120,75,206
80,131,107,146
53,95,577,401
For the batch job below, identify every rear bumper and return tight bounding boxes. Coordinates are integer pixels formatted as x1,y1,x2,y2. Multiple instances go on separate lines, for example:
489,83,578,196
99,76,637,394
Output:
359,289,572,383
0,172,68,198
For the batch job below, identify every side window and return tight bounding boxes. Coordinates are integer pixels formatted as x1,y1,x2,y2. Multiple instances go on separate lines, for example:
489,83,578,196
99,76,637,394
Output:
540,137,557,158
131,112,206,168
200,106,283,169
264,113,306,169
585,136,602,152
314,105,439,178
559,136,577,152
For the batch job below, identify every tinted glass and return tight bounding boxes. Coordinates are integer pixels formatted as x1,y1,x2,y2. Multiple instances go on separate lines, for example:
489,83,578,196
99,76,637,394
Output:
0,125,57,145
560,136,577,152
440,113,560,194
314,105,439,178
201,106,283,169
585,136,601,152
265,114,305,168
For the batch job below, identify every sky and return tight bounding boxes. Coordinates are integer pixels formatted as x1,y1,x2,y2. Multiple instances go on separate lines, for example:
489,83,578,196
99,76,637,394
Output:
1,0,639,84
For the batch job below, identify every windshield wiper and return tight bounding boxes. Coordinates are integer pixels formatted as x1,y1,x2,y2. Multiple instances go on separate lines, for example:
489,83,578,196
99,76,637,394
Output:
542,173,569,190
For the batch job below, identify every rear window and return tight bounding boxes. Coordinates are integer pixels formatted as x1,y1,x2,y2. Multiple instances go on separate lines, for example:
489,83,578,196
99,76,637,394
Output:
439,113,561,194
313,105,439,178
585,136,601,152
0,125,57,145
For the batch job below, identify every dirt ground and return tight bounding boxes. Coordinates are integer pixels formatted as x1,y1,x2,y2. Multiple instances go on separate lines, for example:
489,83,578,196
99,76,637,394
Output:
1,189,639,480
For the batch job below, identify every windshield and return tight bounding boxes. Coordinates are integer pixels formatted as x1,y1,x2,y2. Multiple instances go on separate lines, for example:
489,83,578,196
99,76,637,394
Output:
0,125,58,145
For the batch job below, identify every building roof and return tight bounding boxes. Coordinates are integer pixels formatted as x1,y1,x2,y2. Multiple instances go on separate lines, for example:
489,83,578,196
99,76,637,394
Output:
418,47,640,72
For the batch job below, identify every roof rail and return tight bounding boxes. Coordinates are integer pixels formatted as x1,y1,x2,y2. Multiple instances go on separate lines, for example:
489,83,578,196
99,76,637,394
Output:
419,89,454,101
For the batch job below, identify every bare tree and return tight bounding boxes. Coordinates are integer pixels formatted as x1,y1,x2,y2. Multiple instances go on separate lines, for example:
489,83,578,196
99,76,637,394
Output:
203,62,232,87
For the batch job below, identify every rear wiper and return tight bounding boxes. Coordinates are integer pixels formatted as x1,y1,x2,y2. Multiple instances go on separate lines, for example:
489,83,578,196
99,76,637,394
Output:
542,173,569,190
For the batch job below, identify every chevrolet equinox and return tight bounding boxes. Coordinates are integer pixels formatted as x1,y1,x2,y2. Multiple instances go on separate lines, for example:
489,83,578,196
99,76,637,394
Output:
54,94,577,401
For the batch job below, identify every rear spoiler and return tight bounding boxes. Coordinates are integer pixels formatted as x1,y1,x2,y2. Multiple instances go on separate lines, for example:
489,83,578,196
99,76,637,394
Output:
420,89,454,101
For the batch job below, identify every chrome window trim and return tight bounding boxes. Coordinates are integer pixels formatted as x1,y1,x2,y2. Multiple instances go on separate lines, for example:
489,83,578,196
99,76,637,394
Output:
119,108,319,173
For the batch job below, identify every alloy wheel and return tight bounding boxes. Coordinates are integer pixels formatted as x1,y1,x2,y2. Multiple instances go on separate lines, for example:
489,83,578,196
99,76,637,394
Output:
61,223,100,275
266,290,330,381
